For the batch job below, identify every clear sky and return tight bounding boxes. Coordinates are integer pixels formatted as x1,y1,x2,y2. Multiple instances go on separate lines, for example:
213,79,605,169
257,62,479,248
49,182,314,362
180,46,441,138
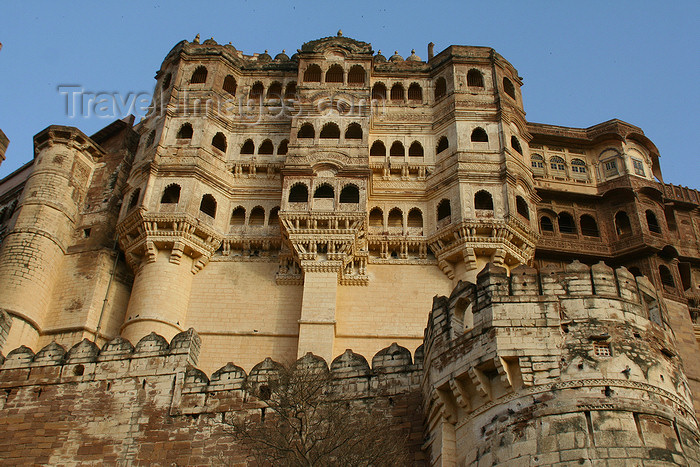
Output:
0,1,698,186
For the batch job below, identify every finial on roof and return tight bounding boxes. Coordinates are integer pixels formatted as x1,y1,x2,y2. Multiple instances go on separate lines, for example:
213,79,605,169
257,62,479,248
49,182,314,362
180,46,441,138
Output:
193,34,200,44
282,49,285,53
337,30,343,37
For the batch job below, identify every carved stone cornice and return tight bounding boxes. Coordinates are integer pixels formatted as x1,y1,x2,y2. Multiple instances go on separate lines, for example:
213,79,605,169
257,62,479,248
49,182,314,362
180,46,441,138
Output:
427,216,538,278
279,211,368,284
116,209,222,273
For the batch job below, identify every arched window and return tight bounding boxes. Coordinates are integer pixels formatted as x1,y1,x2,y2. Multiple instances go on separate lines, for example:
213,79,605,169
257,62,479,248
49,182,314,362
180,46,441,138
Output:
388,208,403,228
241,139,255,154
540,216,554,232
162,73,172,90
580,215,600,237
407,208,423,229
325,64,344,83
467,69,484,88
304,64,322,82
277,140,289,155
646,210,661,233
436,136,449,154
347,65,365,85
339,184,360,203
558,212,576,234
284,82,297,99
408,83,422,102
223,75,237,95
503,77,515,99
435,77,446,100
128,188,140,210
549,156,566,176
190,66,208,84
369,207,383,228
571,159,587,178
659,265,675,288
615,211,632,237
390,83,405,101
199,194,217,218
390,141,404,157
531,154,545,175
249,206,265,225
288,183,309,203
370,141,386,157
511,136,523,155
314,184,334,199
230,206,246,225
258,139,274,155
345,123,362,140
266,81,283,100
212,132,227,152
474,190,493,210
177,123,193,140
437,199,451,221
471,128,488,142
320,123,340,139
269,207,280,225
250,82,264,102
516,196,529,220
146,130,156,147
160,184,181,204
372,82,387,100
297,123,315,139
408,141,424,157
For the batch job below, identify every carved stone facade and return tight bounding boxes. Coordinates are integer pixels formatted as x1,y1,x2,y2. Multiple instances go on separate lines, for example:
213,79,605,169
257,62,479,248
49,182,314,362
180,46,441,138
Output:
0,34,700,464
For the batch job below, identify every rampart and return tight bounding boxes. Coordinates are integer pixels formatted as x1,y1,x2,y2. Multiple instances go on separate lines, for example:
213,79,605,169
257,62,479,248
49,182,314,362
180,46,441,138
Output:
1,261,699,465
422,261,700,465
0,329,423,465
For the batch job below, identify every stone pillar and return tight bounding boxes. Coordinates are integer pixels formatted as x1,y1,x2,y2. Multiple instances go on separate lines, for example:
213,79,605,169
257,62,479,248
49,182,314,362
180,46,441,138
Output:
120,249,195,343
297,270,337,363
0,127,97,352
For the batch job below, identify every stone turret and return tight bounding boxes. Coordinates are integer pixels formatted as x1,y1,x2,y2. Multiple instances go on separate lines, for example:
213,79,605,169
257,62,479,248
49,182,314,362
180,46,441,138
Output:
422,261,700,465
0,126,103,351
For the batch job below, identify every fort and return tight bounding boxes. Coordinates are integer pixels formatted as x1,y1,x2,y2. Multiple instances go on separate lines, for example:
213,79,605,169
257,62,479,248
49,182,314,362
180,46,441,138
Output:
0,33,699,464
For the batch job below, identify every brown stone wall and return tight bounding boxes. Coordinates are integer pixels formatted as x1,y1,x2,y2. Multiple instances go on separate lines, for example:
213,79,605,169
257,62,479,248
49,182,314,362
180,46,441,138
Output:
0,330,425,465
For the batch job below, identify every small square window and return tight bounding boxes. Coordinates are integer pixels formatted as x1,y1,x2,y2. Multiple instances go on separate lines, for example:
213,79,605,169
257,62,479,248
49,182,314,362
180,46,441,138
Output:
594,342,611,357
604,160,618,176
632,159,645,176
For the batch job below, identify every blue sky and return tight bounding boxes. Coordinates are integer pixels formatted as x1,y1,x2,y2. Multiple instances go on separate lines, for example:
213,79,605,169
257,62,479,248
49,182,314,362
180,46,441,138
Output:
0,1,698,186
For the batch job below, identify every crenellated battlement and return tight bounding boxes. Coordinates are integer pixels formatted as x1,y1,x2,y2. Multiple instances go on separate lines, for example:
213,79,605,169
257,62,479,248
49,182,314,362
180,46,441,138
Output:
422,261,700,465
0,329,421,403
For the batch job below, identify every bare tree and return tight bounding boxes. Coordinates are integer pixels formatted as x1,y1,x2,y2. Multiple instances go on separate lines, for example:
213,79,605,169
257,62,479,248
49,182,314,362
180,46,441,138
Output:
226,358,409,466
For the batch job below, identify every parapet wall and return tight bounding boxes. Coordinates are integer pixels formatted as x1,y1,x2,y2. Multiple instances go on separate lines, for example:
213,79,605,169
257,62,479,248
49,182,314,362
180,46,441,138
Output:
422,261,700,466
0,329,424,465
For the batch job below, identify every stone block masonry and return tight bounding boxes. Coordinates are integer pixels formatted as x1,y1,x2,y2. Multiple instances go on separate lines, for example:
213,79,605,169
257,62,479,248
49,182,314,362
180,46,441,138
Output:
0,329,425,465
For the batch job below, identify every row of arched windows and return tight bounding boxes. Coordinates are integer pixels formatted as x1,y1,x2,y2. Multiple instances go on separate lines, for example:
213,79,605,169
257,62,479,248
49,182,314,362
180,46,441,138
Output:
288,183,360,204
240,138,288,155
175,123,289,155
371,82,423,102
540,213,599,236
186,65,503,104
297,122,362,140
189,66,298,101
369,207,424,230
303,64,366,85
531,154,588,178
540,209,663,237
230,205,280,226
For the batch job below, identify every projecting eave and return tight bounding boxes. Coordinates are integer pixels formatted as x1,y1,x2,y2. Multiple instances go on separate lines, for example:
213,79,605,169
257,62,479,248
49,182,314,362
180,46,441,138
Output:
528,119,659,154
